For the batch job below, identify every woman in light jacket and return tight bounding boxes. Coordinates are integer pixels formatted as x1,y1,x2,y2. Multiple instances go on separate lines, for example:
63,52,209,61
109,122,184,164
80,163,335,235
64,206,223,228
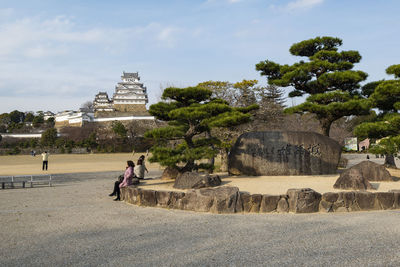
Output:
112,160,135,201
135,157,149,179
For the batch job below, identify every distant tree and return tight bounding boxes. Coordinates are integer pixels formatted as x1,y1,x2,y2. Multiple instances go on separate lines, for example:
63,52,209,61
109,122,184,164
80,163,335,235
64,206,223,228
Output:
197,81,235,104
9,110,25,124
112,121,127,139
256,36,371,136
145,86,258,172
232,80,258,107
41,128,58,147
33,115,44,128
354,64,400,168
24,112,35,122
46,117,55,127
81,101,94,111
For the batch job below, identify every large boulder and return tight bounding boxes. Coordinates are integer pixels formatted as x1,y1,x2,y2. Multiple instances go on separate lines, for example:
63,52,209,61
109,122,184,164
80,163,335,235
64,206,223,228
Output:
349,161,393,181
173,172,221,189
181,186,241,213
161,166,180,180
334,168,374,190
287,188,321,213
228,131,341,175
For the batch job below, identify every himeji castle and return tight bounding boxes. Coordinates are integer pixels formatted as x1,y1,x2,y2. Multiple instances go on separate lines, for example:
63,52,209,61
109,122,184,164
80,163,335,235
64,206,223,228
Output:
55,72,153,128
93,72,149,114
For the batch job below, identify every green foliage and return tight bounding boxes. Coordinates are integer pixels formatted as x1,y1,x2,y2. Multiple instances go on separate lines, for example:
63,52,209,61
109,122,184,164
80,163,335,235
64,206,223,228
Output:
354,64,400,161
33,115,44,128
361,80,384,98
371,80,400,112
369,136,400,157
386,64,400,79
112,121,127,138
41,128,58,147
146,86,258,171
9,110,25,124
256,36,370,136
24,112,35,122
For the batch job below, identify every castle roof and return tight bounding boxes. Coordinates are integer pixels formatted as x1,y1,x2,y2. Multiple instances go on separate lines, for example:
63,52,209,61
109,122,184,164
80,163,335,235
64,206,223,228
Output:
122,72,139,80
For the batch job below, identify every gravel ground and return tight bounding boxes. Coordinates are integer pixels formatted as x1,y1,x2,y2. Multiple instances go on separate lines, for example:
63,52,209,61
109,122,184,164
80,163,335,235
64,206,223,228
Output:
2,168,400,266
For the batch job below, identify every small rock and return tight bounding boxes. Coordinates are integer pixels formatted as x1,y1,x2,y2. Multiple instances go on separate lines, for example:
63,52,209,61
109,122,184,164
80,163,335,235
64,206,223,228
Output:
161,166,180,180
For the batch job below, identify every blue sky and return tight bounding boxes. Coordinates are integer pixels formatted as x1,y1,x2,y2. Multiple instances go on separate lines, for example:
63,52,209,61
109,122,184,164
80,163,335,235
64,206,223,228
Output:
0,0,399,113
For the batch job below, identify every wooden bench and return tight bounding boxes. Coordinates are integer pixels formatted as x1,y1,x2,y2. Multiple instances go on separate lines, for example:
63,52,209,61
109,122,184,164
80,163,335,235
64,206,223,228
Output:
0,175,52,189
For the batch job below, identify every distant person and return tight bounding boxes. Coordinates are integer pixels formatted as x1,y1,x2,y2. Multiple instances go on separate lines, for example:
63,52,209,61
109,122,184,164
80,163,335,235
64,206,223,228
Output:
109,160,135,201
366,155,370,160
135,158,149,179
41,151,49,171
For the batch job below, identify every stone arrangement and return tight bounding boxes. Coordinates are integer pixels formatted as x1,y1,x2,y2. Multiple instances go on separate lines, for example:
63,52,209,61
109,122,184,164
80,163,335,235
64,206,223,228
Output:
173,172,221,189
334,160,394,190
121,186,400,214
228,131,342,176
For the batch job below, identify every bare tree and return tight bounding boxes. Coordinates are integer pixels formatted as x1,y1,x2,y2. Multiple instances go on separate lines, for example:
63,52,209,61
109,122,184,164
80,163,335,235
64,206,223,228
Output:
81,101,94,112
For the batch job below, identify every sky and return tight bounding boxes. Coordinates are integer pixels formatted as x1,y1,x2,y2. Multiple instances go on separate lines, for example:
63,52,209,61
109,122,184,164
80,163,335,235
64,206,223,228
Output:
0,0,399,113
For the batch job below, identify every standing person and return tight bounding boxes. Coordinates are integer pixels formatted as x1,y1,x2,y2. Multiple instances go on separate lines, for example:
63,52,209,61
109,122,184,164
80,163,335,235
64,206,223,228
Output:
41,151,49,171
135,158,149,179
111,160,135,201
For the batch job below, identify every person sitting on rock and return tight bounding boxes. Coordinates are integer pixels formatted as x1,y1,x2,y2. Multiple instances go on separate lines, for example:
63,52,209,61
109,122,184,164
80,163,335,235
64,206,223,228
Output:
135,158,149,179
109,160,135,201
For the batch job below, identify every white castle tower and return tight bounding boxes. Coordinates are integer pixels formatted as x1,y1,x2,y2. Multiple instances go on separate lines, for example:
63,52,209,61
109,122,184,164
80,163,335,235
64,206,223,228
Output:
93,92,113,112
93,72,149,115
112,72,148,112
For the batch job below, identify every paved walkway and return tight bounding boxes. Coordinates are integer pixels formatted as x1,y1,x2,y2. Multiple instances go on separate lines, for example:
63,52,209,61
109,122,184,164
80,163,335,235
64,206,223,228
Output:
1,170,400,266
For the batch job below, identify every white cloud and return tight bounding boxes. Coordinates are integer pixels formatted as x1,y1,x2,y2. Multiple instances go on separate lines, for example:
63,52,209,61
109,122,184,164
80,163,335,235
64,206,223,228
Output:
0,14,187,112
270,0,324,12
0,15,183,60
285,0,324,11
157,26,181,48
204,0,242,5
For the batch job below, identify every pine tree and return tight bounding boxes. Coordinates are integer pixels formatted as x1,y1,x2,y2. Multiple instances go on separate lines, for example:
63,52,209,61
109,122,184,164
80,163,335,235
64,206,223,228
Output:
354,64,400,168
145,86,258,172
256,36,371,136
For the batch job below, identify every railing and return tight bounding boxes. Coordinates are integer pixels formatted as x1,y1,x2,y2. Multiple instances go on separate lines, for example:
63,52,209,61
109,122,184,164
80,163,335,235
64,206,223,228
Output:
0,174,52,189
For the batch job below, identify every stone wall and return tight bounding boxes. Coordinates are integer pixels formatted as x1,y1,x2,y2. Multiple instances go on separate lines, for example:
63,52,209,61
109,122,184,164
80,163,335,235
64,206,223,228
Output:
113,104,147,113
121,186,400,214
55,121,82,128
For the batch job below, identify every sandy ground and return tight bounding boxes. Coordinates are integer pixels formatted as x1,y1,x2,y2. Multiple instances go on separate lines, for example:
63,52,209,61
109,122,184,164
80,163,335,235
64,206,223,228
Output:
2,153,400,195
0,153,162,176
2,172,400,266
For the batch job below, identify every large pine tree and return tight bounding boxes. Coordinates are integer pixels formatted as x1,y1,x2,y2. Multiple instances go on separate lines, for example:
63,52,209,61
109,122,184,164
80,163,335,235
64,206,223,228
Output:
354,64,400,167
145,86,258,172
256,36,371,136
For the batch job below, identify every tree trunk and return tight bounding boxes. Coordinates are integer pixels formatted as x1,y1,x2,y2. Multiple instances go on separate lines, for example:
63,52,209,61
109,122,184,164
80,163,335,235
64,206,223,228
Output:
220,148,229,172
206,130,215,173
320,119,332,137
384,154,397,169
180,160,195,173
